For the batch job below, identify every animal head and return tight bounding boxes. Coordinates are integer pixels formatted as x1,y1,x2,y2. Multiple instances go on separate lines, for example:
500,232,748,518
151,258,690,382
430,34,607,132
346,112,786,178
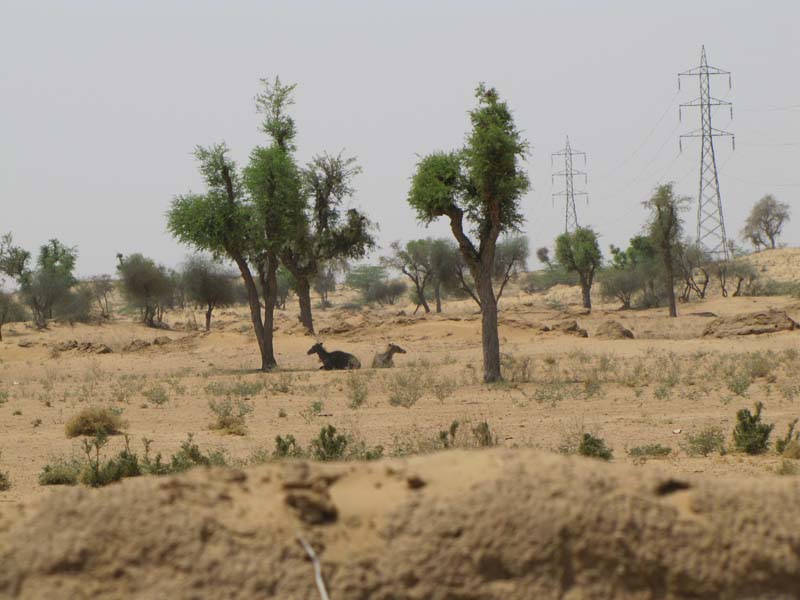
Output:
388,343,407,354
307,342,324,355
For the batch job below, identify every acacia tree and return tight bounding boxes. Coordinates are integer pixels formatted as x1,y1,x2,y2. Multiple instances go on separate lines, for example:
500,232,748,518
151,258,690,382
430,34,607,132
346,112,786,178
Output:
383,239,435,313
555,228,602,310
0,291,26,341
281,153,374,332
116,253,173,326
644,183,687,318
169,79,304,370
741,194,790,250
408,85,529,382
0,236,77,327
182,255,237,330
429,238,460,313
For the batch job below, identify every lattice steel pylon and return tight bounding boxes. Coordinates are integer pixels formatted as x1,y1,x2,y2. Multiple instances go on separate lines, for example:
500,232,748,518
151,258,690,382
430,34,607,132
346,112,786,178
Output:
678,45,735,261
551,136,587,233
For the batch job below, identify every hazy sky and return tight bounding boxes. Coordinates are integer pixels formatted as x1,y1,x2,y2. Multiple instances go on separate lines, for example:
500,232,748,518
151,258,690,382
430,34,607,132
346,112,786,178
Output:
2,0,799,277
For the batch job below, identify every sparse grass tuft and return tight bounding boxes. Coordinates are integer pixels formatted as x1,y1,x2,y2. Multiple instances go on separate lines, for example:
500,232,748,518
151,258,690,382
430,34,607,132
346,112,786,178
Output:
311,425,348,461
386,369,424,408
346,372,369,408
65,405,126,438
682,426,726,457
0,452,10,491
776,460,800,476
143,383,169,407
776,418,799,456
208,398,254,435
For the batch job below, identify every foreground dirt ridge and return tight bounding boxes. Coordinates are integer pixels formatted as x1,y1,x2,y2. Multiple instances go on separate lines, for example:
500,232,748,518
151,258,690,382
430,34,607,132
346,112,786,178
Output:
2,449,800,599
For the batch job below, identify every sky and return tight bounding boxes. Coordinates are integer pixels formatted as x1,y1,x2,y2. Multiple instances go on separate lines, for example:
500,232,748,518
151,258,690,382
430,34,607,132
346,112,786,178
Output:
2,0,799,277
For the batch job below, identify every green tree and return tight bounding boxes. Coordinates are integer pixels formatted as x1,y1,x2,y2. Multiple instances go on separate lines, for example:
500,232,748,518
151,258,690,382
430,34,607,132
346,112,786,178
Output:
282,152,375,332
0,291,27,341
116,253,173,327
0,236,78,327
741,194,790,250
182,255,237,330
555,228,602,310
168,78,305,370
407,85,529,382
644,183,687,318
383,239,435,313
429,238,461,313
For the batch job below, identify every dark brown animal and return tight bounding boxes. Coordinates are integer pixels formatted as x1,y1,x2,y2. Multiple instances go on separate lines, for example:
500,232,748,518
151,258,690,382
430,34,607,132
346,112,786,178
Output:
307,342,361,370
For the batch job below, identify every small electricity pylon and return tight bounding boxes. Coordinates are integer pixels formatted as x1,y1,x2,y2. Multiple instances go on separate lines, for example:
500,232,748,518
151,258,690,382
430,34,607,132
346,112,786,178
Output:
551,136,587,233
679,45,735,260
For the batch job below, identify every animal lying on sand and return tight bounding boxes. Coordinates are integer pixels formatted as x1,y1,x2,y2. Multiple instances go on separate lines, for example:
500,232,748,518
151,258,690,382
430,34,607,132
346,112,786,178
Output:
371,343,407,368
307,342,361,370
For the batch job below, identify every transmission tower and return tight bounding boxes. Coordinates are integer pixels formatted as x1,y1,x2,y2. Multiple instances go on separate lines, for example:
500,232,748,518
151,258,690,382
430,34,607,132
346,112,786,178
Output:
678,45,735,260
551,136,587,233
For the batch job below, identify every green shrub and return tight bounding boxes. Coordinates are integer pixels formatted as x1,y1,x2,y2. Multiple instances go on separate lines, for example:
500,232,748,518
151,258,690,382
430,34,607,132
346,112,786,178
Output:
274,434,305,459
775,418,799,457
169,434,227,472
472,421,497,447
733,402,774,455
0,452,10,491
65,406,126,438
311,425,348,461
628,444,672,458
38,456,83,485
682,427,726,457
578,433,613,460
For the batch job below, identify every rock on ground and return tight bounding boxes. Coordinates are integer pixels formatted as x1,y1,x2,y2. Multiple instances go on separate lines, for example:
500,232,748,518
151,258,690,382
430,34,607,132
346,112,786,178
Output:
702,309,798,338
594,320,634,339
2,449,800,599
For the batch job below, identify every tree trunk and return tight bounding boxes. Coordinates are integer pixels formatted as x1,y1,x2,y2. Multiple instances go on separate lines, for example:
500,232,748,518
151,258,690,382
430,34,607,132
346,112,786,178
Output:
580,278,592,310
234,257,272,371
0,323,3,341
205,304,213,331
294,275,314,334
665,254,677,317
415,282,431,313
477,271,501,383
259,253,279,370
434,282,442,313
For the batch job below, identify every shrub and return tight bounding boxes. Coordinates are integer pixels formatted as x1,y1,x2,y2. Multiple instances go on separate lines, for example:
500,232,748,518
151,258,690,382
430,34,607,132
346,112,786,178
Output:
578,433,613,460
471,421,497,447
346,373,369,408
311,425,348,461
0,452,10,491
274,434,305,459
521,267,579,293
775,418,799,457
38,456,83,485
386,369,424,408
682,427,726,457
143,383,169,407
628,444,672,458
116,253,174,327
169,434,227,472
208,398,253,435
65,406,126,438
732,402,773,455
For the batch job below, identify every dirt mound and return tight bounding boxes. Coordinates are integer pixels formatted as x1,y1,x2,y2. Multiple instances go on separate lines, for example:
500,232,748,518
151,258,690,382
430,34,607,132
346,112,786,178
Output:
594,320,634,339
702,309,798,337
51,340,113,354
3,449,799,599
549,319,588,337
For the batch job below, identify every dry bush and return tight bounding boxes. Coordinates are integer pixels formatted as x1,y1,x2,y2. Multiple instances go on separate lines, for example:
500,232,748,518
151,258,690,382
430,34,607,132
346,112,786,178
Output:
65,406,126,438
208,398,254,435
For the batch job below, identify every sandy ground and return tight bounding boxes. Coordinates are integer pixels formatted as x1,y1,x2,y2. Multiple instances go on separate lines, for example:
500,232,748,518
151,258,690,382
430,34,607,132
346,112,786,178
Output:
0,249,799,512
